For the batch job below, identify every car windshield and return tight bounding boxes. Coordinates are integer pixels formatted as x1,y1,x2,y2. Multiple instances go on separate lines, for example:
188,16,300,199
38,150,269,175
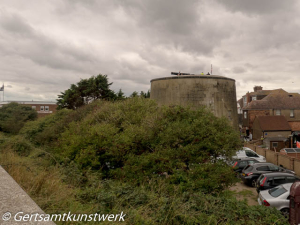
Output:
245,150,258,157
268,186,287,197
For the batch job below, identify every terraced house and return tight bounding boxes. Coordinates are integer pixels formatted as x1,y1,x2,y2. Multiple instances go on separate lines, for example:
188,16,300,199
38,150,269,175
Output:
239,87,300,148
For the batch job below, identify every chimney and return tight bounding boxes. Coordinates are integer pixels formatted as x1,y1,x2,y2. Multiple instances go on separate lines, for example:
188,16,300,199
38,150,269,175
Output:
254,86,263,92
246,92,250,105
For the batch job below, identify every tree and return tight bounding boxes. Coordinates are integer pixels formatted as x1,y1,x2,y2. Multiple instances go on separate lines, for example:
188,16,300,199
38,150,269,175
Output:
57,74,117,109
140,91,146,98
0,102,37,134
130,90,150,98
130,91,139,98
145,90,150,98
116,89,126,100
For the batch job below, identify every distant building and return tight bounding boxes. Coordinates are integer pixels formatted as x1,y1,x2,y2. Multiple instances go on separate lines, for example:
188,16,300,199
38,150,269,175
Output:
242,89,300,131
0,101,57,118
252,115,291,151
239,87,300,132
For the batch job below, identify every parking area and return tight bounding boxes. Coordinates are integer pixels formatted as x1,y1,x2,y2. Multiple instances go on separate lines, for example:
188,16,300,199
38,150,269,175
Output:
229,181,258,206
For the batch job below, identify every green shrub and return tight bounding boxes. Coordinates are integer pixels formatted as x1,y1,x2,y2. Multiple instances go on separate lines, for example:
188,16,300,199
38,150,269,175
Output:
1,136,34,156
56,98,241,190
20,102,98,146
0,98,288,225
0,102,37,134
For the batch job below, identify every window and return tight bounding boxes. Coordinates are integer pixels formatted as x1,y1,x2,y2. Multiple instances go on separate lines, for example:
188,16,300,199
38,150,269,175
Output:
287,177,298,183
273,176,286,186
248,160,257,165
269,186,287,197
239,161,247,168
244,166,253,173
32,106,36,110
257,166,270,171
269,165,280,171
243,96,247,107
272,142,278,148
45,106,49,111
245,150,258,157
290,109,294,118
267,178,273,185
244,111,247,119
252,96,257,101
275,109,281,115
40,106,44,111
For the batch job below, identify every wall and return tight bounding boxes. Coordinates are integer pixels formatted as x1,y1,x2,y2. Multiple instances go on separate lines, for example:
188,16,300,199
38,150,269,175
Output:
245,143,300,173
266,150,277,165
256,147,266,157
280,109,300,122
0,166,55,225
278,154,291,169
25,103,57,118
252,118,262,140
150,75,238,129
293,159,300,176
243,110,270,131
263,131,291,138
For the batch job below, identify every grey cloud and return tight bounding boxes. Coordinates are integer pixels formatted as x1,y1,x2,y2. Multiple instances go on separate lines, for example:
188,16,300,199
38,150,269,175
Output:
0,11,34,37
58,0,225,56
0,11,98,74
6,85,12,88
24,87,30,91
215,0,298,15
232,67,246,74
1,0,300,102
245,63,255,69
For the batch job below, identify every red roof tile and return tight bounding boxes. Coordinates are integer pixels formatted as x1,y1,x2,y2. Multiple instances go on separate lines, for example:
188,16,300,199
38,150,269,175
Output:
255,115,291,131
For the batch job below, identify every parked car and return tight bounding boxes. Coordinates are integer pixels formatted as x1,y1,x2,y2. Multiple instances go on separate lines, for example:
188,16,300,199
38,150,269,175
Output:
232,158,259,176
258,183,292,217
241,163,295,187
233,147,266,162
256,172,300,193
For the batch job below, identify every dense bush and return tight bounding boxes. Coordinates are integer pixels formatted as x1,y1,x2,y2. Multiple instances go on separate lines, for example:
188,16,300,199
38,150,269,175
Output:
53,98,241,189
20,102,99,145
0,102,37,134
2,98,288,224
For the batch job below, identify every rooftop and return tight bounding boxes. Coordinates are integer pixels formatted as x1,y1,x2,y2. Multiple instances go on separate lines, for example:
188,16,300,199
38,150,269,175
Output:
151,75,235,82
0,101,57,105
245,89,300,110
254,115,291,131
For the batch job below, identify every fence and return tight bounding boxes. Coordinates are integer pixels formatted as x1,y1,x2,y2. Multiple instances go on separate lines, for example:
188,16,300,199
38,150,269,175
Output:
245,143,300,175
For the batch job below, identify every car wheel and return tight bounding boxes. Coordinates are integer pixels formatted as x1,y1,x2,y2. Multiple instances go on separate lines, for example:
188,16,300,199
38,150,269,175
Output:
280,208,289,219
251,179,256,187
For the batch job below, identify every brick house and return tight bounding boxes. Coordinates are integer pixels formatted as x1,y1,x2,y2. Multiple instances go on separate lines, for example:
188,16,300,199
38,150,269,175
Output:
239,86,272,109
0,101,57,118
252,115,291,151
242,88,300,135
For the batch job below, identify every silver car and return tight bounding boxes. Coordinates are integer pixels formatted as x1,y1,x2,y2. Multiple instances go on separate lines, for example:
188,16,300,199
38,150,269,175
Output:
258,183,292,217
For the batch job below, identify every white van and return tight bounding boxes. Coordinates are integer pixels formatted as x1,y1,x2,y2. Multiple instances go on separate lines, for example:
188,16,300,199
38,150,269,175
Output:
233,147,266,162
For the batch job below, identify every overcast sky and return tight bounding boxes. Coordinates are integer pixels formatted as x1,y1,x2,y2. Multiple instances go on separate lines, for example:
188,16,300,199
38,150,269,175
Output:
1,0,300,101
